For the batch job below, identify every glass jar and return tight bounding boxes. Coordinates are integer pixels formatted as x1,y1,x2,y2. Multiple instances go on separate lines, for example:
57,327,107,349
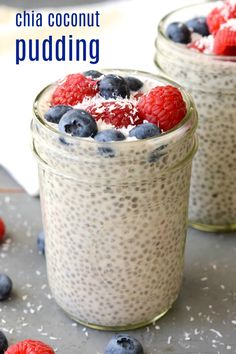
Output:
31,69,197,330
155,1,236,232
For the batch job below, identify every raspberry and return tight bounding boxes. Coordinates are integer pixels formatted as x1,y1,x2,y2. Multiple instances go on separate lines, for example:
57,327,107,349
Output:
137,86,187,132
51,73,98,106
86,100,142,128
214,20,236,55
0,218,6,242
133,92,144,100
188,39,206,52
5,339,54,354
187,35,214,53
207,0,236,34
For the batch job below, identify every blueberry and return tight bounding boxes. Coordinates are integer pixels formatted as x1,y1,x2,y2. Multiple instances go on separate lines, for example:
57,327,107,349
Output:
44,105,72,124
148,145,167,163
185,17,209,36
94,129,126,142
94,129,125,158
124,77,143,91
59,109,98,137
0,331,8,354
105,334,144,354
59,136,71,145
0,274,12,301
98,74,130,99
129,123,161,139
37,231,45,255
166,22,191,44
83,70,103,79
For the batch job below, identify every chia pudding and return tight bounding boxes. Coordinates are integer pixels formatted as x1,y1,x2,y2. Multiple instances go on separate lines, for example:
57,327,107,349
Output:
155,0,236,231
31,69,197,330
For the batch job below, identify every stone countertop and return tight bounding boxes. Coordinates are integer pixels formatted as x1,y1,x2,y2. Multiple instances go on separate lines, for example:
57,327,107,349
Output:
0,165,236,354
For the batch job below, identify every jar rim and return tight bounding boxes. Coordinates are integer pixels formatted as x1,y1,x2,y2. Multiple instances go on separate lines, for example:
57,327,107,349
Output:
33,69,197,147
157,0,236,62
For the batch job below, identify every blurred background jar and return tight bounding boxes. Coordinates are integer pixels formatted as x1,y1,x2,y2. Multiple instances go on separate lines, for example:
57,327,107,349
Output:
155,1,236,232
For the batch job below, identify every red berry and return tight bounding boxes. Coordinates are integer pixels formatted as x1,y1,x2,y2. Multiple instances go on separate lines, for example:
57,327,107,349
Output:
86,100,142,128
5,339,54,354
133,92,144,100
188,39,206,52
51,73,98,106
207,0,236,34
187,35,214,53
214,20,236,55
0,218,6,242
137,85,187,132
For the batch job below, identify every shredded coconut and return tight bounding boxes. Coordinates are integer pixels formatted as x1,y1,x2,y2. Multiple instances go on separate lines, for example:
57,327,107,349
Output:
221,18,236,31
210,329,223,337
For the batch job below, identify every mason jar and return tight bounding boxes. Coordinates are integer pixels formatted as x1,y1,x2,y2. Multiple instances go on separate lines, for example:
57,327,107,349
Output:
31,69,197,330
155,1,236,232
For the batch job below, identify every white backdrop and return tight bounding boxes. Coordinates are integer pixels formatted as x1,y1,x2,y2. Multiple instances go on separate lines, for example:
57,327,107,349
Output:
0,0,207,194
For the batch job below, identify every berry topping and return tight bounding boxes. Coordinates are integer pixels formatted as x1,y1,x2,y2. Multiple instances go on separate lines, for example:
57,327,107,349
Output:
187,34,214,53
129,123,161,139
86,100,141,128
166,22,191,44
214,19,236,55
207,0,236,34
0,331,8,354
94,129,126,142
124,76,143,91
105,334,144,354
37,231,45,255
59,109,98,137
98,74,130,99
83,70,103,79
185,16,210,36
51,73,98,106
0,273,12,301
137,85,187,131
5,339,54,354
44,105,72,124
0,218,6,243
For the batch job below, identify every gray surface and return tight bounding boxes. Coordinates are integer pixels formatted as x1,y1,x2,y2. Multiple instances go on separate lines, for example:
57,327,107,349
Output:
0,165,236,354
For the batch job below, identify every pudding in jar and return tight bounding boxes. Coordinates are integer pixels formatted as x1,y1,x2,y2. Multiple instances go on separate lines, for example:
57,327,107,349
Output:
155,0,236,231
32,69,197,329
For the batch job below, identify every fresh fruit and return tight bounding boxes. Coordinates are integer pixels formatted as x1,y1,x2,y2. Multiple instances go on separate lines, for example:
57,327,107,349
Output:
0,218,6,242
95,129,126,158
187,35,214,53
207,0,236,34
213,19,236,55
83,70,103,79
94,129,126,142
124,77,143,91
137,85,187,131
166,22,191,44
87,100,141,128
98,74,130,99
105,334,144,354
0,331,8,354
51,73,98,106
149,145,167,163
186,16,209,36
0,274,12,301
5,339,54,354
37,231,45,255
58,109,98,137
133,92,144,100
129,123,161,139
44,105,72,124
